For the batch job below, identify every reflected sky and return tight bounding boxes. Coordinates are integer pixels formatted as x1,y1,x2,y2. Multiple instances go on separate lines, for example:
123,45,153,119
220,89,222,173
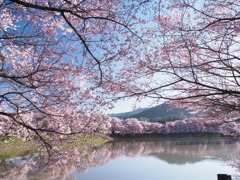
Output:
1,137,240,180
68,157,234,180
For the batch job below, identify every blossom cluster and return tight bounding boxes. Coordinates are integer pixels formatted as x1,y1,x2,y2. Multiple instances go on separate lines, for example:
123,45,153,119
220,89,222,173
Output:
106,117,240,136
1,111,239,138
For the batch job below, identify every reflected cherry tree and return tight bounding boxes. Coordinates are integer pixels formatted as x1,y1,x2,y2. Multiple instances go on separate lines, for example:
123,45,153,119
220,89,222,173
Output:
0,138,239,179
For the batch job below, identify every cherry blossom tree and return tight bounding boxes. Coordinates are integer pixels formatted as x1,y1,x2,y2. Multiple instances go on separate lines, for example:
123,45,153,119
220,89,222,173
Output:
107,116,240,136
0,0,150,145
1,0,240,147
148,0,240,122
104,0,240,124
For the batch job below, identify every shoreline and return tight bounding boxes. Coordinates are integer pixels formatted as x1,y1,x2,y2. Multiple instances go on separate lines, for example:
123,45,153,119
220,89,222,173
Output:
109,132,239,139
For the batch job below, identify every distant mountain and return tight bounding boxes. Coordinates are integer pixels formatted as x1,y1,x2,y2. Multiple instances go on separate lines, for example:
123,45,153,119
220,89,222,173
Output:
110,103,194,123
109,107,149,119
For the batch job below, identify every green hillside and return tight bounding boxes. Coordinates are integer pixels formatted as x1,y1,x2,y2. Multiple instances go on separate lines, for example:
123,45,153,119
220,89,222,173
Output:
109,108,149,119
112,103,194,123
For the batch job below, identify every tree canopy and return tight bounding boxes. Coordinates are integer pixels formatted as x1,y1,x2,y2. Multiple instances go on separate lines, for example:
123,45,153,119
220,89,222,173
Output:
1,0,240,144
0,0,149,143
112,0,240,123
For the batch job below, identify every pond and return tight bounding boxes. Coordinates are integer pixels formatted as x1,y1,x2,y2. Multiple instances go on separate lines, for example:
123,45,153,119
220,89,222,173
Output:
1,137,240,180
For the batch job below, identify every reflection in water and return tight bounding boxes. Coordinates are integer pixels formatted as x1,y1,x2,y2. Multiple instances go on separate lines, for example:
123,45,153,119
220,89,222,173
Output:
0,138,239,180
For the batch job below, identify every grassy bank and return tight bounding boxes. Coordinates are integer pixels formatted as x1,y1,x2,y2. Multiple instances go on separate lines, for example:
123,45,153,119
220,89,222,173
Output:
0,134,108,159
0,136,36,159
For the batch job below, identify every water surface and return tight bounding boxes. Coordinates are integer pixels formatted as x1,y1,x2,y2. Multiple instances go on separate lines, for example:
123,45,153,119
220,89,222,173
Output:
1,137,239,180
